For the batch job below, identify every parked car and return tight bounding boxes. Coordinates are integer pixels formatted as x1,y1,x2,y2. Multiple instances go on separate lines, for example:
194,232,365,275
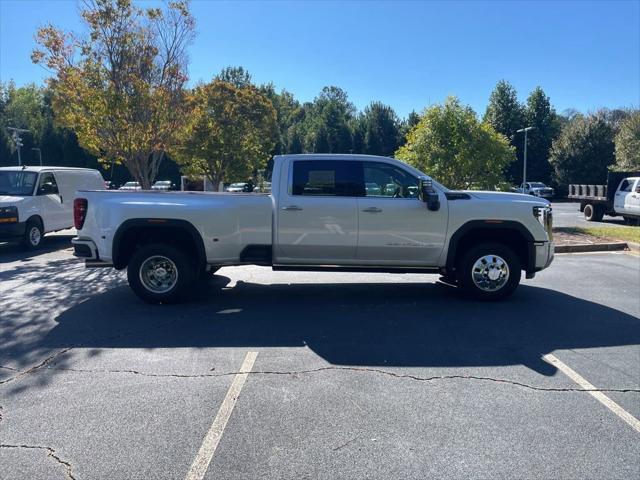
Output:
151,180,174,191
365,182,381,196
104,181,118,190
0,166,104,249
515,182,554,199
72,154,554,303
119,181,141,191
568,171,640,224
225,182,252,192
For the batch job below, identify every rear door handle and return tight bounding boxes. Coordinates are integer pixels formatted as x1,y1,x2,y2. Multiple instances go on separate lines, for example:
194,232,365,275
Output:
362,207,382,213
282,205,303,211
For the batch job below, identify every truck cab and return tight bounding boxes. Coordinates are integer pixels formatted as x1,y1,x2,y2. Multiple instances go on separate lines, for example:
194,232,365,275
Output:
613,177,640,221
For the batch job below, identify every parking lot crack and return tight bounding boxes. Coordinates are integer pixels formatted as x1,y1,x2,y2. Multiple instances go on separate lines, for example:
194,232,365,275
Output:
0,348,73,386
40,365,640,393
0,444,75,480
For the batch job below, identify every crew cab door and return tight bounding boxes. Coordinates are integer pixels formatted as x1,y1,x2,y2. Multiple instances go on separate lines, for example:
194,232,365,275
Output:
275,160,360,264
625,178,640,215
356,161,448,265
36,172,67,232
614,178,637,215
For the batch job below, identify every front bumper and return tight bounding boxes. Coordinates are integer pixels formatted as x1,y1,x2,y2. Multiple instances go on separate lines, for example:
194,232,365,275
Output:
0,221,26,240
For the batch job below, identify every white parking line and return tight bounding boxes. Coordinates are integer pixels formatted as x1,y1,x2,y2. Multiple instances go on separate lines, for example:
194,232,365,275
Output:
185,351,259,480
544,353,640,433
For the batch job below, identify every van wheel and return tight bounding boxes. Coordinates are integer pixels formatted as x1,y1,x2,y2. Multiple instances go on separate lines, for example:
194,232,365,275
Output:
457,243,521,301
22,219,44,250
127,243,195,304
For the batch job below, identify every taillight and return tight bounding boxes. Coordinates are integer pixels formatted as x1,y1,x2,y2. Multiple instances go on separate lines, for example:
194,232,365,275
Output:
74,198,88,229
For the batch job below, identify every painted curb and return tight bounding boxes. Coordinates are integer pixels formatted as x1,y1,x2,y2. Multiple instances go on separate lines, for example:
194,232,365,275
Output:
554,242,628,253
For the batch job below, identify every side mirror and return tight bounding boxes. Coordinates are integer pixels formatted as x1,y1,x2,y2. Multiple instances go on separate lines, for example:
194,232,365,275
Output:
420,179,440,211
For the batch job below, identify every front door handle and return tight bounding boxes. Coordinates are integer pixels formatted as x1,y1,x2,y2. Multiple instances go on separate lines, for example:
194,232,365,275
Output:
282,205,303,211
362,207,382,213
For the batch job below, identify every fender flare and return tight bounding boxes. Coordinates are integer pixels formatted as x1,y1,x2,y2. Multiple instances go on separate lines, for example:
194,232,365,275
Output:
112,218,206,269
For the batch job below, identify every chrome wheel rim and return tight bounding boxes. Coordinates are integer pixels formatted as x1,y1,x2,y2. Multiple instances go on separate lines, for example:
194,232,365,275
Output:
471,254,509,292
139,255,178,294
29,226,41,246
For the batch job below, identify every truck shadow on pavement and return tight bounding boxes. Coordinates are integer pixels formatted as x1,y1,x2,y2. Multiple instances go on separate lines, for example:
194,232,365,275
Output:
8,273,636,386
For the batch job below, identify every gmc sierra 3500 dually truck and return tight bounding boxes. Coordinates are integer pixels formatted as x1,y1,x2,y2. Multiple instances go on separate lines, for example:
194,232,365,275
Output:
71,154,554,303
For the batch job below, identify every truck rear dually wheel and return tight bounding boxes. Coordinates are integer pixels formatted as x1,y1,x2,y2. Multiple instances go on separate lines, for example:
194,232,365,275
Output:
584,203,603,222
127,243,195,304
457,243,521,300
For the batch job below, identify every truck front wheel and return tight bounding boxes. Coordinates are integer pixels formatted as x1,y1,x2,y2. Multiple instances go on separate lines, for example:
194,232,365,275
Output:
457,243,521,301
127,243,195,304
584,204,604,222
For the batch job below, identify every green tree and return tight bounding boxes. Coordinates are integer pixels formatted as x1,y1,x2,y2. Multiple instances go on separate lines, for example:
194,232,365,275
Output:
359,101,401,156
483,80,525,182
395,97,514,189
549,112,615,187
217,66,253,88
259,83,301,154
174,80,277,189
614,110,640,170
522,87,560,184
300,86,355,153
32,0,195,188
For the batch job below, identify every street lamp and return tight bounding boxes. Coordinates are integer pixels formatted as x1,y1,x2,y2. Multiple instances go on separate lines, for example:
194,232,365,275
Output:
6,127,29,166
516,126,535,190
31,148,43,166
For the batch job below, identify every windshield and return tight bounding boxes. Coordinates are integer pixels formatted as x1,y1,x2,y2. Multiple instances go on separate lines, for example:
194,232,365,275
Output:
529,183,546,188
0,171,38,196
124,182,138,187
154,181,170,185
230,183,246,187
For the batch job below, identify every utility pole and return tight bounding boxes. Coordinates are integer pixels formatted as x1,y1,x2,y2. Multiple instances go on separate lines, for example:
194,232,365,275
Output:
31,148,43,166
516,126,535,190
7,127,30,166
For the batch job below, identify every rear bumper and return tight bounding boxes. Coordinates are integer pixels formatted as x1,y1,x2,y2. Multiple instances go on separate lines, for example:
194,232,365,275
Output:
0,221,26,240
72,237,99,259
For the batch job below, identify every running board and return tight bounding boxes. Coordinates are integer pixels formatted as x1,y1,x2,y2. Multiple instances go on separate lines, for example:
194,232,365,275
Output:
272,265,441,274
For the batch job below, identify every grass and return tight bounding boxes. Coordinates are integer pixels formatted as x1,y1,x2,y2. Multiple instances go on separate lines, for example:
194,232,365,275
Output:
554,226,640,244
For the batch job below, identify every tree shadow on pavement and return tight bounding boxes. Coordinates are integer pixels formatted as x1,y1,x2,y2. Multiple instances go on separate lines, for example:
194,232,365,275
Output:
4,274,635,390
0,233,75,264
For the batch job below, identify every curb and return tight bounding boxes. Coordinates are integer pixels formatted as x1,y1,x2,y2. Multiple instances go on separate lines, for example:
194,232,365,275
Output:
554,242,628,253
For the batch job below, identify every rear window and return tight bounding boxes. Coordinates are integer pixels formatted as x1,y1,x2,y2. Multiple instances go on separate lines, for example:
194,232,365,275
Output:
292,161,362,197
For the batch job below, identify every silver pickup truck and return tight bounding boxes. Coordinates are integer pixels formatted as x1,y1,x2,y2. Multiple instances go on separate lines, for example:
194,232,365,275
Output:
72,154,554,303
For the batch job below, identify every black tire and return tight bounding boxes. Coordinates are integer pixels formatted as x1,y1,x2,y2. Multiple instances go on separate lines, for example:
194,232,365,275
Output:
584,204,603,222
127,243,196,304
457,243,521,301
21,218,44,250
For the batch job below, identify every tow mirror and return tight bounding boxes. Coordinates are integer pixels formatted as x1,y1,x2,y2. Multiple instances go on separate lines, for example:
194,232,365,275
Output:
420,178,440,211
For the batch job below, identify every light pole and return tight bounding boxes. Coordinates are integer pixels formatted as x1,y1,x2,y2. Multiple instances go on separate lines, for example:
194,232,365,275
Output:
516,126,535,190
7,127,29,166
31,148,42,166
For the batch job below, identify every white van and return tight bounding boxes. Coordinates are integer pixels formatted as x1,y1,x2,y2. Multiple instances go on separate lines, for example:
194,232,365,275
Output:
0,166,105,249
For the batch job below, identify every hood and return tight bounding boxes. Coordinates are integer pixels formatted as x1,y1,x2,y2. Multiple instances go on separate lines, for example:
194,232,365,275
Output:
467,190,550,205
0,195,27,206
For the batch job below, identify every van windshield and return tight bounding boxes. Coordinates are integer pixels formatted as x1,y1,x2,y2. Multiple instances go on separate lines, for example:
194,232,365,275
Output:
0,171,38,196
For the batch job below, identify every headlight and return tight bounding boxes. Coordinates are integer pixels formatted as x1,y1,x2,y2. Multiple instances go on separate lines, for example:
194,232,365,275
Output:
533,206,553,240
0,205,18,223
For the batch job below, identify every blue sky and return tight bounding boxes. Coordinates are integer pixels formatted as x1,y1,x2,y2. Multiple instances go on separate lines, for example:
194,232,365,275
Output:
0,0,638,118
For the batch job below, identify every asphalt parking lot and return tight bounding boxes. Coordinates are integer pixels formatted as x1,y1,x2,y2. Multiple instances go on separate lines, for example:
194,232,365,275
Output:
1,236,639,479
551,201,626,228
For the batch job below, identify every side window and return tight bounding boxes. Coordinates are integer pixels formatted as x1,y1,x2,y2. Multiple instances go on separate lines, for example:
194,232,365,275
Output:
292,161,361,197
38,172,59,195
620,179,633,192
362,162,419,199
